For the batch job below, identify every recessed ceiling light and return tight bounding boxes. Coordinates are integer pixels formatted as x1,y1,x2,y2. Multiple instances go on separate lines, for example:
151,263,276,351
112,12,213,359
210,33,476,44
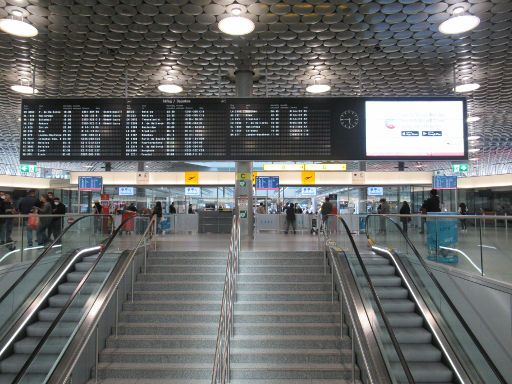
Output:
0,17,38,37
454,83,480,93
467,116,480,123
468,148,480,153
218,8,255,36
468,135,480,140
306,84,331,94
158,84,183,94
10,84,38,94
439,7,480,35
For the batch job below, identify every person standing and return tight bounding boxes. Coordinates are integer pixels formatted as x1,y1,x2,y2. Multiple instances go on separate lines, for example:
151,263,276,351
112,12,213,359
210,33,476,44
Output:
285,203,296,234
399,201,411,233
169,202,177,214
377,198,390,233
320,197,333,233
458,202,468,231
153,201,163,234
256,202,266,214
17,190,37,247
51,197,66,241
93,201,102,233
188,204,194,214
419,189,441,234
2,194,15,246
36,194,52,245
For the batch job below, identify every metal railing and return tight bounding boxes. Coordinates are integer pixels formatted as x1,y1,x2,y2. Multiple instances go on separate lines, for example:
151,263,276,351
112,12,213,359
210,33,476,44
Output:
15,214,157,383
211,215,240,384
323,216,414,384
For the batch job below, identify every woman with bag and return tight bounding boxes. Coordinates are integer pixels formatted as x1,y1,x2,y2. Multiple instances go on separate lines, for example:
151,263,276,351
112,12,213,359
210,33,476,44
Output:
36,194,52,245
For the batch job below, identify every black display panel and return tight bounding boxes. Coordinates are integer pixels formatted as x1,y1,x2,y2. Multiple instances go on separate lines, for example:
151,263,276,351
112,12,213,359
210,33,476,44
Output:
20,97,467,161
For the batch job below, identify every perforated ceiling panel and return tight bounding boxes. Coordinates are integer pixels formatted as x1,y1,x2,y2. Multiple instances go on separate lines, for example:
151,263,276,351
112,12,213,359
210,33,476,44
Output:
0,0,510,176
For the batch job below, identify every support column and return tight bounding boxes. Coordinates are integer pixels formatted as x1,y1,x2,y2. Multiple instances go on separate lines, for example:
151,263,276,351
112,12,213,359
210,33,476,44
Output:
235,65,254,239
137,162,145,210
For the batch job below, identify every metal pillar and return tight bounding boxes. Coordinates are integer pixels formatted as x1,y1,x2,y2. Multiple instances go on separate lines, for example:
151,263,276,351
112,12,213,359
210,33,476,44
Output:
235,65,254,239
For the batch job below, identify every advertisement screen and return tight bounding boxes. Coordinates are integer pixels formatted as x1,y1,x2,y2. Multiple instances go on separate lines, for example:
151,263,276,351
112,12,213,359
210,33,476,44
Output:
365,100,465,158
119,187,135,196
185,187,201,196
367,187,384,196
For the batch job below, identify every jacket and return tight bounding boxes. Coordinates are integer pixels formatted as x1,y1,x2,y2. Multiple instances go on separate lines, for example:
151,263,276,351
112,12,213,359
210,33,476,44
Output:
285,206,296,221
17,196,37,214
422,196,441,213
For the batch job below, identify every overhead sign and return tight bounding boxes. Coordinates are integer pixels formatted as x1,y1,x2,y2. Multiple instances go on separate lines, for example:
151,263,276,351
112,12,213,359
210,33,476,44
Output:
78,176,103,191
185,171,199,185
304,164,346,171
20,164,37,173
263,164,304,171
301,187,317,196
255,176,280,190
20,97,467,162
433,175,457,190
119,187,135,196
136,172,149,184
185,187,201,196
367,187,384,196
452,164,469,172
301,171,316,185
352,172,365,184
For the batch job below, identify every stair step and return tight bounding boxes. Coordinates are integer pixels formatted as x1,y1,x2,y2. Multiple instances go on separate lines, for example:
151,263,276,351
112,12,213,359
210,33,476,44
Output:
368,276,402,287
387,344,443,363
360,257,390,266
239,266,325,273
231,348,347,364
119,311,219,323
235,311,339,324
134,282,225,291
235,323,345,336
387,313,424,328
231,335,349,349
74,261,115,272
393,328,432,344
26,321,76,337
146,266,226,273
147,257,226,265
365,266,396,276
106,335,216,349
66,271,109,283
374,287,408,299
238,282,331,291
123,301,221,312
58,282,101,294
238,273,329,283
116,323,217,336
100,348,214,364
392,361,453,382
381,299,416,313
137,273,225,282
236,301,338,312
97,363,211,379
130,291,223,301
241,258,325,266
230,363,358,380
237,291,332,301
14,337,67,354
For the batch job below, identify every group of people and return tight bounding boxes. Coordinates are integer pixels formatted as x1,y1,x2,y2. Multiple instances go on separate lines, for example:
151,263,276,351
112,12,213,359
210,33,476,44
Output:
16,190,67,247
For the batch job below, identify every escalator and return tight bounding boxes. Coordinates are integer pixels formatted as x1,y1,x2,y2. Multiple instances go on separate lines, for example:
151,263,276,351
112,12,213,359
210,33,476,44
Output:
0,214,121,382
331,215,506,383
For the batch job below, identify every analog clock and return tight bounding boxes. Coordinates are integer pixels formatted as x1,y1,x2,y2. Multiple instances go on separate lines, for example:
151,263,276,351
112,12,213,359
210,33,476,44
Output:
339,110,359,130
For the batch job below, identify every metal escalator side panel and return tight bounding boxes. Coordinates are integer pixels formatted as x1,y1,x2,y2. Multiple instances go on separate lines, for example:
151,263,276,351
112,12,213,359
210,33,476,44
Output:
329,246,394,384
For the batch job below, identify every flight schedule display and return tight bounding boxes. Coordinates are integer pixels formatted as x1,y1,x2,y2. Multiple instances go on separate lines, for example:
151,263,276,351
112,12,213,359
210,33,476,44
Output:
21,97,467,161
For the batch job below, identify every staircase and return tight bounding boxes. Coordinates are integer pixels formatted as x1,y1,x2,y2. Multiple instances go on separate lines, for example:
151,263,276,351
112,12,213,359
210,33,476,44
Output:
0,252,117,382
230,250,360,383
95,250,226,383
360,253,454,383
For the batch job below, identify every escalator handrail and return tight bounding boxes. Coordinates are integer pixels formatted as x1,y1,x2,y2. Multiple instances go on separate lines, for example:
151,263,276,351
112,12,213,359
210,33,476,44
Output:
331,216,415,383
0,214,113,307
366,214,507,383
12,214,155,384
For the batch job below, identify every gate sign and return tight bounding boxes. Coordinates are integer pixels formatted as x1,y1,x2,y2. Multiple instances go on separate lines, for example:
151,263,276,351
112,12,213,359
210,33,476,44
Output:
78,176,103,191
301,187,317,196
452,164,469,172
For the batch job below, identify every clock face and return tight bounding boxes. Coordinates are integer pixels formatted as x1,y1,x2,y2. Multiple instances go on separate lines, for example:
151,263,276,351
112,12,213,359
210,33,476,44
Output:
339,110,359,130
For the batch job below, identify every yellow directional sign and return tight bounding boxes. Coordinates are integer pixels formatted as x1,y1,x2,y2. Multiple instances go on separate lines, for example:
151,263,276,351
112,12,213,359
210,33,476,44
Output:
252,172,258,185
236,172,251,181
185,171,199,185
301,171,316,185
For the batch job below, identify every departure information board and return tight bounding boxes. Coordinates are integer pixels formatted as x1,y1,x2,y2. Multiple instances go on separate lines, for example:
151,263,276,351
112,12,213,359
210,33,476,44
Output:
20,97,467,161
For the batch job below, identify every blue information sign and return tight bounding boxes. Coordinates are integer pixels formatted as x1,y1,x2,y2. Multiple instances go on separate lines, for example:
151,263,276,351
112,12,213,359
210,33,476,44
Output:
432,176,457,190
255,176,279,190
78,176,103,191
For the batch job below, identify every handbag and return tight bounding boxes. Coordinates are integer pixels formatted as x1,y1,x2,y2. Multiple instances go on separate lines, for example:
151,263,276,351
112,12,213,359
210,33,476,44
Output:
27,213,40,230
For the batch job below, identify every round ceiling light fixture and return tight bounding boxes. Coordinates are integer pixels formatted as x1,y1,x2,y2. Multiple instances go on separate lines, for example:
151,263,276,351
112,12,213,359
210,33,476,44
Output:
468,148,480,153
10,79,38,94
306,77,331,94
454,83,480,93
439,7,480,35
468,135,480,140
218,8,255,36
467,116,480,123
0,13,38,38
158,84,183,94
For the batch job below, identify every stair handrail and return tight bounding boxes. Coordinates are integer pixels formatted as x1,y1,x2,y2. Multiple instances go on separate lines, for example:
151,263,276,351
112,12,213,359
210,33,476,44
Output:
211,215,240,384
326,215,415,383
11,214,156,384
366,214,507,383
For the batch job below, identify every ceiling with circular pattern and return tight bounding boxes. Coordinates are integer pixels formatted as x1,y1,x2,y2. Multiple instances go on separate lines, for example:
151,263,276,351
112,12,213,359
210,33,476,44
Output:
0,0,511,177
